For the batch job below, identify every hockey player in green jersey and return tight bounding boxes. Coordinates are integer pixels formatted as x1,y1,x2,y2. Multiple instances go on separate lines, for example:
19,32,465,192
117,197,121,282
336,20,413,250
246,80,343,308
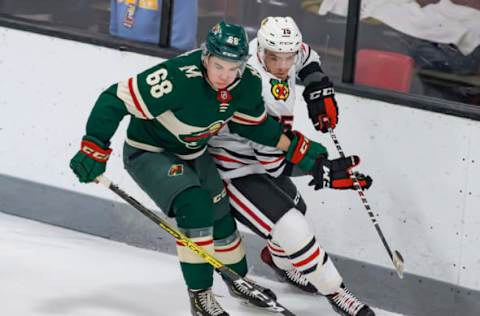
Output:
70,21,331,316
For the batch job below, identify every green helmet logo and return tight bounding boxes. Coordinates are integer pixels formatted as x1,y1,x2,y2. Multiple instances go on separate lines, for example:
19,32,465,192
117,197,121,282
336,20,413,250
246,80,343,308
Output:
205,21,249,62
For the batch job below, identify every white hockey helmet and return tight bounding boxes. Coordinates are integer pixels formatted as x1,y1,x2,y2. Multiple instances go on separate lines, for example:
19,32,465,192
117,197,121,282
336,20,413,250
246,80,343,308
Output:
257,16,302,54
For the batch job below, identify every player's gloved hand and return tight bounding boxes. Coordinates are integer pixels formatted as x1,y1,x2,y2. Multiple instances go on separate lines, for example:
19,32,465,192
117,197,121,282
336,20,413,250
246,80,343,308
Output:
69,135,112,183
309,155,373,191
303,77,338,133
284,130,328,173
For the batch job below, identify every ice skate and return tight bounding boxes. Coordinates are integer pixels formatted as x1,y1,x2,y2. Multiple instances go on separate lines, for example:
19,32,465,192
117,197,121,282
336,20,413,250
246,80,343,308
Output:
326,283,375,316
189,288,229,316
261,246,318,294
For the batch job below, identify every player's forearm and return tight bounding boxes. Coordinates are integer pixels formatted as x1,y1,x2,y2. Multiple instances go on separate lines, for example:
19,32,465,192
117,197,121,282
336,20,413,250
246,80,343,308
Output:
228,116,283,147
275,134,291,152
85,84,129,144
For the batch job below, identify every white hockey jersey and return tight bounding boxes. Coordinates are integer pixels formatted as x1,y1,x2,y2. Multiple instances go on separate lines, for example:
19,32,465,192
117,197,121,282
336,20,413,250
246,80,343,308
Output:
208,38,323,179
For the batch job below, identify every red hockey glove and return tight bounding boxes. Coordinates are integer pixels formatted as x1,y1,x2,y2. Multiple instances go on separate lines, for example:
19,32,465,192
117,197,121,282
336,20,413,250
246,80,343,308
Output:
309,155,373,191
284,130,328,173
69,135,112,183
303,77,338,133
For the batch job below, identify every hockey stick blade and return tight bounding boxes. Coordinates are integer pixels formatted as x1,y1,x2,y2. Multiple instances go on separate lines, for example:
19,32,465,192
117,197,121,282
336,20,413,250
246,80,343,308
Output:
393,250,405,279
232,278,295,315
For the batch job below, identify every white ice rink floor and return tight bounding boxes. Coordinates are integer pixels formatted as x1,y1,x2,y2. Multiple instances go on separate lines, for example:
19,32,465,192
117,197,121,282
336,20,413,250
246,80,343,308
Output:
0,212,403,316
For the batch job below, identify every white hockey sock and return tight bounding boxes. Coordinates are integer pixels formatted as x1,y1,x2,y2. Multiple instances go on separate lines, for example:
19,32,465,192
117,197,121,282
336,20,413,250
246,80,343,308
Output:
267,239,293,271
271,208,343,295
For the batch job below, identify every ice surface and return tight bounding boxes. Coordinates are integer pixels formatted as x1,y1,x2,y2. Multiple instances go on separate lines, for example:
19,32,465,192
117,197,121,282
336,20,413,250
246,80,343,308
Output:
0,212,403,316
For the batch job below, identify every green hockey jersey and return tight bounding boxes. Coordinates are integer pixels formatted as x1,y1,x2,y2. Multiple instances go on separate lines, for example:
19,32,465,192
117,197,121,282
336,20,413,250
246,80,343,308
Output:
85,49,283,159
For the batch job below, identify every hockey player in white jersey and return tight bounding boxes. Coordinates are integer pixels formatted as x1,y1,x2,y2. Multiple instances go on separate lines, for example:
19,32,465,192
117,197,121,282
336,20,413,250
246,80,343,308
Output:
209,17,375,316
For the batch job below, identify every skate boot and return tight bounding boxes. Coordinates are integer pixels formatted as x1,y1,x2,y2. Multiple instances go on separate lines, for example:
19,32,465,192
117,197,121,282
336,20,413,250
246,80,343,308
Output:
326,283,375,316
223,277,277,309
261,246,318,294
188,288,229,316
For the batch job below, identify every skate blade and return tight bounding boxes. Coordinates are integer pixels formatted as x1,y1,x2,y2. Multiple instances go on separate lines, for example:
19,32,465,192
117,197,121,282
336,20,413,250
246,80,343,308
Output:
237,299,286,313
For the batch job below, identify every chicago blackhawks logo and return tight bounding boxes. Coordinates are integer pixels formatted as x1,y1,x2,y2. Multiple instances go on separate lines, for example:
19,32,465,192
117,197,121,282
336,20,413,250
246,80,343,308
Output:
179,121,225,149
270,79,290,101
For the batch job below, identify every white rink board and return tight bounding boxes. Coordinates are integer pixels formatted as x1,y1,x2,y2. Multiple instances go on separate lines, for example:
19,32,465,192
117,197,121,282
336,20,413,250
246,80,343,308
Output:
1,27,479,291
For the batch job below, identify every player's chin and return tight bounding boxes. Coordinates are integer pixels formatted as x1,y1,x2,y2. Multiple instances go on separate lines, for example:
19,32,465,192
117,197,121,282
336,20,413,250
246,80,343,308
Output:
274,73,288,80
214,82,229,89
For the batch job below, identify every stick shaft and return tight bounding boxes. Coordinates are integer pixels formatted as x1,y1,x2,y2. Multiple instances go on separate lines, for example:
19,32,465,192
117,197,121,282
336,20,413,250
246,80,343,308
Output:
327,128,401,272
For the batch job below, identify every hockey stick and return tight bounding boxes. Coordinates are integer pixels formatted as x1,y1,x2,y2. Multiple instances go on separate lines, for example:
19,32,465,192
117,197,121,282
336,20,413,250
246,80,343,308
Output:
324,123,405,279
95,175,295,316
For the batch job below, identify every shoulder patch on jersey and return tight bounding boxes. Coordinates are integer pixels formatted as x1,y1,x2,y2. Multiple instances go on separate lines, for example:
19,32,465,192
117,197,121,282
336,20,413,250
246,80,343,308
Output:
269,79,290,101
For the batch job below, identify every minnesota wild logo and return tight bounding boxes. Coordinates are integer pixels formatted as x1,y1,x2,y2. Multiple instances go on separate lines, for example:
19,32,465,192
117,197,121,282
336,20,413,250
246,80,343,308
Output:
270,79,290,101
168,164,184,177
179,121,225,149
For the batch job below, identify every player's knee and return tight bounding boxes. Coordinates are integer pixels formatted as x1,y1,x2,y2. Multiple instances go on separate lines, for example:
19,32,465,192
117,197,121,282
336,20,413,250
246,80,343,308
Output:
270,208,312,249
173,186,214,229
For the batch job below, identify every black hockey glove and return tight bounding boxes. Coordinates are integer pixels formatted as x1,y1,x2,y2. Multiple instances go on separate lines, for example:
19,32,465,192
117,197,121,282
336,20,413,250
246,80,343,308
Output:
303,77,338,133
309,155,372,191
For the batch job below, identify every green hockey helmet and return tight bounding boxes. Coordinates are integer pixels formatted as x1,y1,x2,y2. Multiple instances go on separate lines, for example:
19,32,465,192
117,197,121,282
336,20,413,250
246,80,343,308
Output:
202,21,249,75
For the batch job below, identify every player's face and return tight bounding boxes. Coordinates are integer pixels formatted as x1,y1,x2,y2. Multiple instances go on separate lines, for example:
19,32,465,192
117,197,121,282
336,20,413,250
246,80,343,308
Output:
205,55,241,90
263,50,297,80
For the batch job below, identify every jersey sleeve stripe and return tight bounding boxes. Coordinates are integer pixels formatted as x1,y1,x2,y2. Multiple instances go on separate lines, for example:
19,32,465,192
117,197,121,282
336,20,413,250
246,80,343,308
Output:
116,81,145,118
231,109,267,125
128,77,154,119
